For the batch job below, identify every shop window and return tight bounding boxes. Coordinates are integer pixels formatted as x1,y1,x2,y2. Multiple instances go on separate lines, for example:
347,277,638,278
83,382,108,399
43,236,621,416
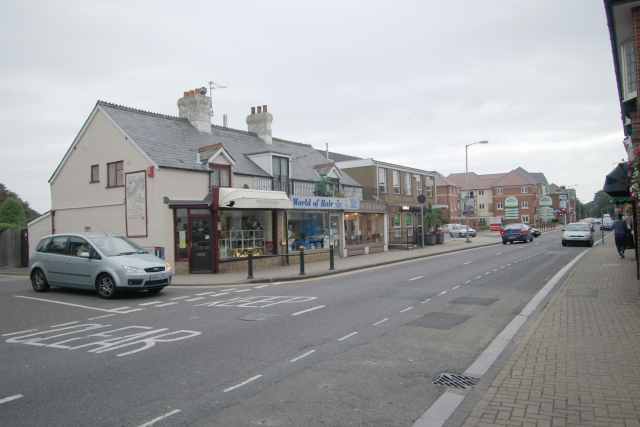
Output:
393,213,402,237
288,211,329,251
175,209,189,260
107,161,124,187
210,165,231,187
218,210,273,258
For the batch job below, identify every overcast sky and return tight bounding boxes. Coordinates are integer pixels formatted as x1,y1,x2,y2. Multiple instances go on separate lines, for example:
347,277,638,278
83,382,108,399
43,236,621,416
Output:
0,0,624,215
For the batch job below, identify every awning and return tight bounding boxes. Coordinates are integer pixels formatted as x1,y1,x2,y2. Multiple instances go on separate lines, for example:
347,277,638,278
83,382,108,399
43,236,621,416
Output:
218,188,293,209
602,163,630,198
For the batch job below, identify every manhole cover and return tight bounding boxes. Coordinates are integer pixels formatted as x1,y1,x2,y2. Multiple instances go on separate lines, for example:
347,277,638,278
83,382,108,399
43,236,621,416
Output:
407,312,472,330
238,313,278,321
433,373,478,390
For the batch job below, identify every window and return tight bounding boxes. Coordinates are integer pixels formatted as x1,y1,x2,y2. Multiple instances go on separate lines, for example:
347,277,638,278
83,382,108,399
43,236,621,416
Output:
210,164,231,188
522,201,529,209
478,190,484,196
378,167,387,193
522,215,530,223
497,202,504,209
393,170,400,194
479,203,485,210
622,40,637,100
416,175,422,191
406,213,413,237
496,188,503,195
107,161,124,187
272,156,289,193
521,187,528,193
405,173,412,195
90,165,99,183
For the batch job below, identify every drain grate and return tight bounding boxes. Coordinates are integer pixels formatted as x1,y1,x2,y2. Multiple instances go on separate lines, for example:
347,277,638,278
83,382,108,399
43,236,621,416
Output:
433,373,478,390
238,313,278,321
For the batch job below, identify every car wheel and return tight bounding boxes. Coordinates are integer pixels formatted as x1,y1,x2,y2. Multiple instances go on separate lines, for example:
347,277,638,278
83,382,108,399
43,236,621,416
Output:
459,233,463,238
502,241,507,245
524,237,528,243
450,233,453,237
562,241,567,247
31,269,50,292
148,287,164,294
96,274,118,299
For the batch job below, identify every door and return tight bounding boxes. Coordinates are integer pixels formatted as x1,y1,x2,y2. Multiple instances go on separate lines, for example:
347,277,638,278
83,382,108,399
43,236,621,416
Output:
64,236,97,288
190,218,212,272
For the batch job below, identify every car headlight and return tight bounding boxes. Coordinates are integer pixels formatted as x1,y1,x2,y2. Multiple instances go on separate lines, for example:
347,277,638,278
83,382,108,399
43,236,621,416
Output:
165,262,172,271
121,265,145,274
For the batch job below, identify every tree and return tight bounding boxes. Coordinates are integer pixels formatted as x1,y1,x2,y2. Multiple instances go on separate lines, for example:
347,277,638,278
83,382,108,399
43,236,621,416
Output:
423,202,445,232
313,177,333,197
0,197,26,229
0,183,40,222
592,190,616,218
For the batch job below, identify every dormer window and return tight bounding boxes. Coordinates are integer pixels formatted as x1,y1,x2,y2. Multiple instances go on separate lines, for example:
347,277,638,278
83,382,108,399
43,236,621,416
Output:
272,156,289,193
210,164,231,187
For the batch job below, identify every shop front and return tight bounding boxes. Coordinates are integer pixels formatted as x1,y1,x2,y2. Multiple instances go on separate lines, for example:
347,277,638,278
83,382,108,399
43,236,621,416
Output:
288,196,358,256
387,204,423,248
343,200,388,256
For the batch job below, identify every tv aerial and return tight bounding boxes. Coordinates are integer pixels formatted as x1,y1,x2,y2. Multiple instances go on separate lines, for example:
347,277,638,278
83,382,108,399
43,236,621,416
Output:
208,81,228,118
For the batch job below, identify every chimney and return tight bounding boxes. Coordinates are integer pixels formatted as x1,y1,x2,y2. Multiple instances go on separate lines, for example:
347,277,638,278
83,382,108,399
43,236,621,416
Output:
177,88,212,133
246,104,273,144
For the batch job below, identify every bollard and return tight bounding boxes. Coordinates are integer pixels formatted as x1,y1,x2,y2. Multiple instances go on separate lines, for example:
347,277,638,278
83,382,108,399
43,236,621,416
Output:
601,227,604,244
247,249,254,279
329,244,335,270
299,247,306,275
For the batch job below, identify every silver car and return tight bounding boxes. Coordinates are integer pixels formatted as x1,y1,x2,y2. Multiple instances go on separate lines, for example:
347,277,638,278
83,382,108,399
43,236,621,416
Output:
450,224,477,237
29,233,172,299
561,222,594,247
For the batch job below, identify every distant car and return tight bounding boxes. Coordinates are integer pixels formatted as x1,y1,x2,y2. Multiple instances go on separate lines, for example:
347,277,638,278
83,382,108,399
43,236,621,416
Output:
29,233,172,299
450,224,477,237
527,225,541,237
438,224,455,233
562,222,594,247
501,223,533,244
601,216,613,231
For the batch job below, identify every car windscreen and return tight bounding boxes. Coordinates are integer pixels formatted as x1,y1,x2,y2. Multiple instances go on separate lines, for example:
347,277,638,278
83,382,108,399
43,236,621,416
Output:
566,224,590,231
87,236,148,256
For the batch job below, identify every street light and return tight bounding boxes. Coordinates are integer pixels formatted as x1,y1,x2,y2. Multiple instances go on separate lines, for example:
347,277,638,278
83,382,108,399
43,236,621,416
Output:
465,140,489,243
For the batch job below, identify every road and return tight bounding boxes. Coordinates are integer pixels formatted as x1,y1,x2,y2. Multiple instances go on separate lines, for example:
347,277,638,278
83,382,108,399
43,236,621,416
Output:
0,231,587,427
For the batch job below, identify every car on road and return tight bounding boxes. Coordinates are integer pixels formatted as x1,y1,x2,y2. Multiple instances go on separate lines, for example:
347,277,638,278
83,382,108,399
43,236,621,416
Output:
501,223,534,244
601,215,613,230
527,225,541,237
562,222,594,247
450,224,476,237
438,224,455,233
29,233,172,299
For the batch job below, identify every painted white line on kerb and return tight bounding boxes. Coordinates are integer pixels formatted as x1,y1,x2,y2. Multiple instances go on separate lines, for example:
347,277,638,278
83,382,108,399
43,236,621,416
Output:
50,321,79,328
421,298,431,304
338,332,358,341
438,291,447,296
291,306,325,316
409,276,424,281
373,318,388,325
463,262,471,265
223,375,263,393
254,285,269,288
400,307,413,313
137,409,181,427
290,350,316,362
0,394,23,404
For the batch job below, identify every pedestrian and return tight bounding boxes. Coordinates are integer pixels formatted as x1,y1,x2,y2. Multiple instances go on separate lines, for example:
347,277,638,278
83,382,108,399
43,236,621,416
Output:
612,213,629,258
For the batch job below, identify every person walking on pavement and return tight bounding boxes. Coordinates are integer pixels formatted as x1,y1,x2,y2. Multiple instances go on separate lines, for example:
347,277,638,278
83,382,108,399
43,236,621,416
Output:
613,213,629,258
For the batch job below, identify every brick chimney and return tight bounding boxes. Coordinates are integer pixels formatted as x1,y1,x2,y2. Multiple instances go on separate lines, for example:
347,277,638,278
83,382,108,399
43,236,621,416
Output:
177,88,211,133
246,105,272,144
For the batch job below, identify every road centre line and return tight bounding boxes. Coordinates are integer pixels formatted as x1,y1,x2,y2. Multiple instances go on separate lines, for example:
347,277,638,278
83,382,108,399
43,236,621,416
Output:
493,269,498,271
452,286,460,289
421,298,431,304
139,301,163,306
223,375,263,393
169,296,190,300
0,394,23,404
51,321,79,327
290,350,316,362
409,276,424,281
373,318,388,325
137,409,181,427
475,276,482,279
463,262,471,265
291,305,325,316
438,291,447,296
338,332,358,341
500,266,505,269
400,307,413,313
484,272,490,275
2,329,37,336
465,280,471,284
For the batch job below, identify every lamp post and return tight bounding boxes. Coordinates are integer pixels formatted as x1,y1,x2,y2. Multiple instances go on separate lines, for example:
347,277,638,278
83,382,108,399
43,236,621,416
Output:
465,140,489,243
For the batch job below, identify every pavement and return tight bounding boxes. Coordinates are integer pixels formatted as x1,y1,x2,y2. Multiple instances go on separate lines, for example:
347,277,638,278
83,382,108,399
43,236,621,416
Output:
5,228,640,426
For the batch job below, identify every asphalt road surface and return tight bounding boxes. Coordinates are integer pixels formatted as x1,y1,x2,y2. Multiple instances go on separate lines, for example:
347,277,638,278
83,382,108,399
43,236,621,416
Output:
0,231,586,427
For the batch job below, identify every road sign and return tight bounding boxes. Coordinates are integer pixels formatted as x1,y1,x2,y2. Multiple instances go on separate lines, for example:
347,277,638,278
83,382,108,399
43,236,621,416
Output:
417,194,426,204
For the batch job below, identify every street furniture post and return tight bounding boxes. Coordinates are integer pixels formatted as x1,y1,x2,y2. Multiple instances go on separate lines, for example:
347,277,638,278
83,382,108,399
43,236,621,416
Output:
299,247,306,275
329,244,335,271
247,249,254,279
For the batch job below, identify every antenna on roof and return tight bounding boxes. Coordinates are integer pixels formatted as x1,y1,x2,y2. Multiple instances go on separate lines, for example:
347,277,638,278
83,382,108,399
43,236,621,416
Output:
209,81,228,120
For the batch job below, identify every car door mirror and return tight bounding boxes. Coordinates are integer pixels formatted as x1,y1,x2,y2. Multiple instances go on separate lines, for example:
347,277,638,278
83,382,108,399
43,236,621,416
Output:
80,252,90,258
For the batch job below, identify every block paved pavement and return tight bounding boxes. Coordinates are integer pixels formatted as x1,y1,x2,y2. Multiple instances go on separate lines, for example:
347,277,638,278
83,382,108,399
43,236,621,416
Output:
448,237,640,427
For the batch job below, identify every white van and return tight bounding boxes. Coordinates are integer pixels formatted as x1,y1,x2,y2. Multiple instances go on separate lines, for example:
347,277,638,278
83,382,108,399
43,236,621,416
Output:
602,215,613,231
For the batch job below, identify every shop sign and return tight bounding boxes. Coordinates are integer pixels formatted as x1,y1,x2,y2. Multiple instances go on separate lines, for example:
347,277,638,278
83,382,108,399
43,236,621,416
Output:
539,195,553,220
490,217,502,232
348,200,387,213
504,196,519,220
291,196,358,210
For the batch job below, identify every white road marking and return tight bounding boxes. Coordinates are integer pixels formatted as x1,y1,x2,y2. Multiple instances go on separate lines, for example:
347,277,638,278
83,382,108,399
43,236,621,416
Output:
409,276,424,281
484,272,490,275
452,286,460,290
400,307,413,313
291,306,325,316
493,269,498,271
465,280,471,284
234,289,252,293
290,350,316,362
51,322,79,328
373,318,388,325
88,314,117,320
14,296,121,313
462,262,471,265
254,285,269,288
155,303,178,307
438,291,447,296
500,266,505,269
421,298,431,304
170,296,191,300
338,332,358,341
195,292,219,296
0,394,23,404
223,375,262,393
495,253,501,255
475,276,482,279
207,292,230,297
2,329,38,336
185,297,206,302
139,301,163,306
137,409,181,427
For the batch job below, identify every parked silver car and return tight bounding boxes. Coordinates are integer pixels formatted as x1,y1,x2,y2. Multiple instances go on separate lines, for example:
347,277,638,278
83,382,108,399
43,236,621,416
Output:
29,233,172,299
561,222,594,247
450,224,477,237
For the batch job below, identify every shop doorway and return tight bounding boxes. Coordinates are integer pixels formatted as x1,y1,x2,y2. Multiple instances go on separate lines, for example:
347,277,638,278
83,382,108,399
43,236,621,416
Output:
190,218,212,272
330,213,341,257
